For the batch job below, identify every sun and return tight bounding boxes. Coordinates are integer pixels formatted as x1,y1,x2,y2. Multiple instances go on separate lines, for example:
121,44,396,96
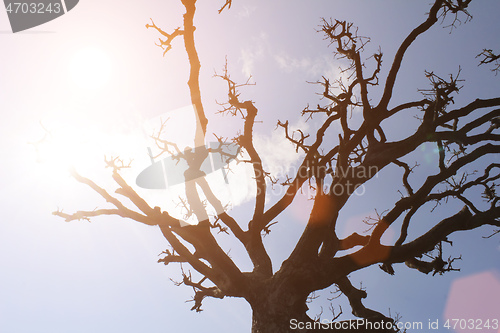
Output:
69,47,112,89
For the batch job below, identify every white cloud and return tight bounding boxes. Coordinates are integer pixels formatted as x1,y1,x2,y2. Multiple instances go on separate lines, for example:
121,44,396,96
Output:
274,53,313,73
274,52,347,83
240,32,267,77
209,157,257,208
254,118,308,180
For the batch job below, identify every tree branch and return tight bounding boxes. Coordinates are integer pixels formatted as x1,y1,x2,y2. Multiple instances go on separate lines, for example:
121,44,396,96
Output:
377,0,444,110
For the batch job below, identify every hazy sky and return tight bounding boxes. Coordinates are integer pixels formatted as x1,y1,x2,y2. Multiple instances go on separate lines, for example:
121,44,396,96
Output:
0,1,499,332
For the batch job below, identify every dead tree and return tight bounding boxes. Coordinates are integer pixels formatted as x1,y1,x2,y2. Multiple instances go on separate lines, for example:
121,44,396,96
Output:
54,0,500,332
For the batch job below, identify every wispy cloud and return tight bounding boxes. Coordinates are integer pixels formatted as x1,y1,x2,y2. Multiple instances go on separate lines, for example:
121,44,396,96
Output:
254,118,308,180
274,52,347,82
240,32,267,77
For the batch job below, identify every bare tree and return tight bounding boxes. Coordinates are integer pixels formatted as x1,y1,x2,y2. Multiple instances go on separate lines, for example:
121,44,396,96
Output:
53,0,500,332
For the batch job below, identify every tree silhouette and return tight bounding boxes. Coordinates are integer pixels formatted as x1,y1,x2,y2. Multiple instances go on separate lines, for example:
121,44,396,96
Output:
53,0,500,332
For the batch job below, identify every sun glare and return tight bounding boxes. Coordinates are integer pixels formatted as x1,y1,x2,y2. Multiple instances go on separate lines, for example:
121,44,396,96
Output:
32,105,260,222
69,47,112,89
32,114,147,195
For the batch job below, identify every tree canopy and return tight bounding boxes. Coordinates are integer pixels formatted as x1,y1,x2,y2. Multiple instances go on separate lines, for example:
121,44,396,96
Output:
53,1,500,332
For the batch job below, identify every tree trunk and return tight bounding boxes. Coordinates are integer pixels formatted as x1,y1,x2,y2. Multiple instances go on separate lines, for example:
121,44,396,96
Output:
251,303,397,333
249,281,311,333
248,268,397,333
251,303,311,333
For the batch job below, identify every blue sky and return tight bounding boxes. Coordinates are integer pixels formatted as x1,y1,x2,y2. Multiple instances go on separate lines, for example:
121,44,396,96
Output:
0,1,499,332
